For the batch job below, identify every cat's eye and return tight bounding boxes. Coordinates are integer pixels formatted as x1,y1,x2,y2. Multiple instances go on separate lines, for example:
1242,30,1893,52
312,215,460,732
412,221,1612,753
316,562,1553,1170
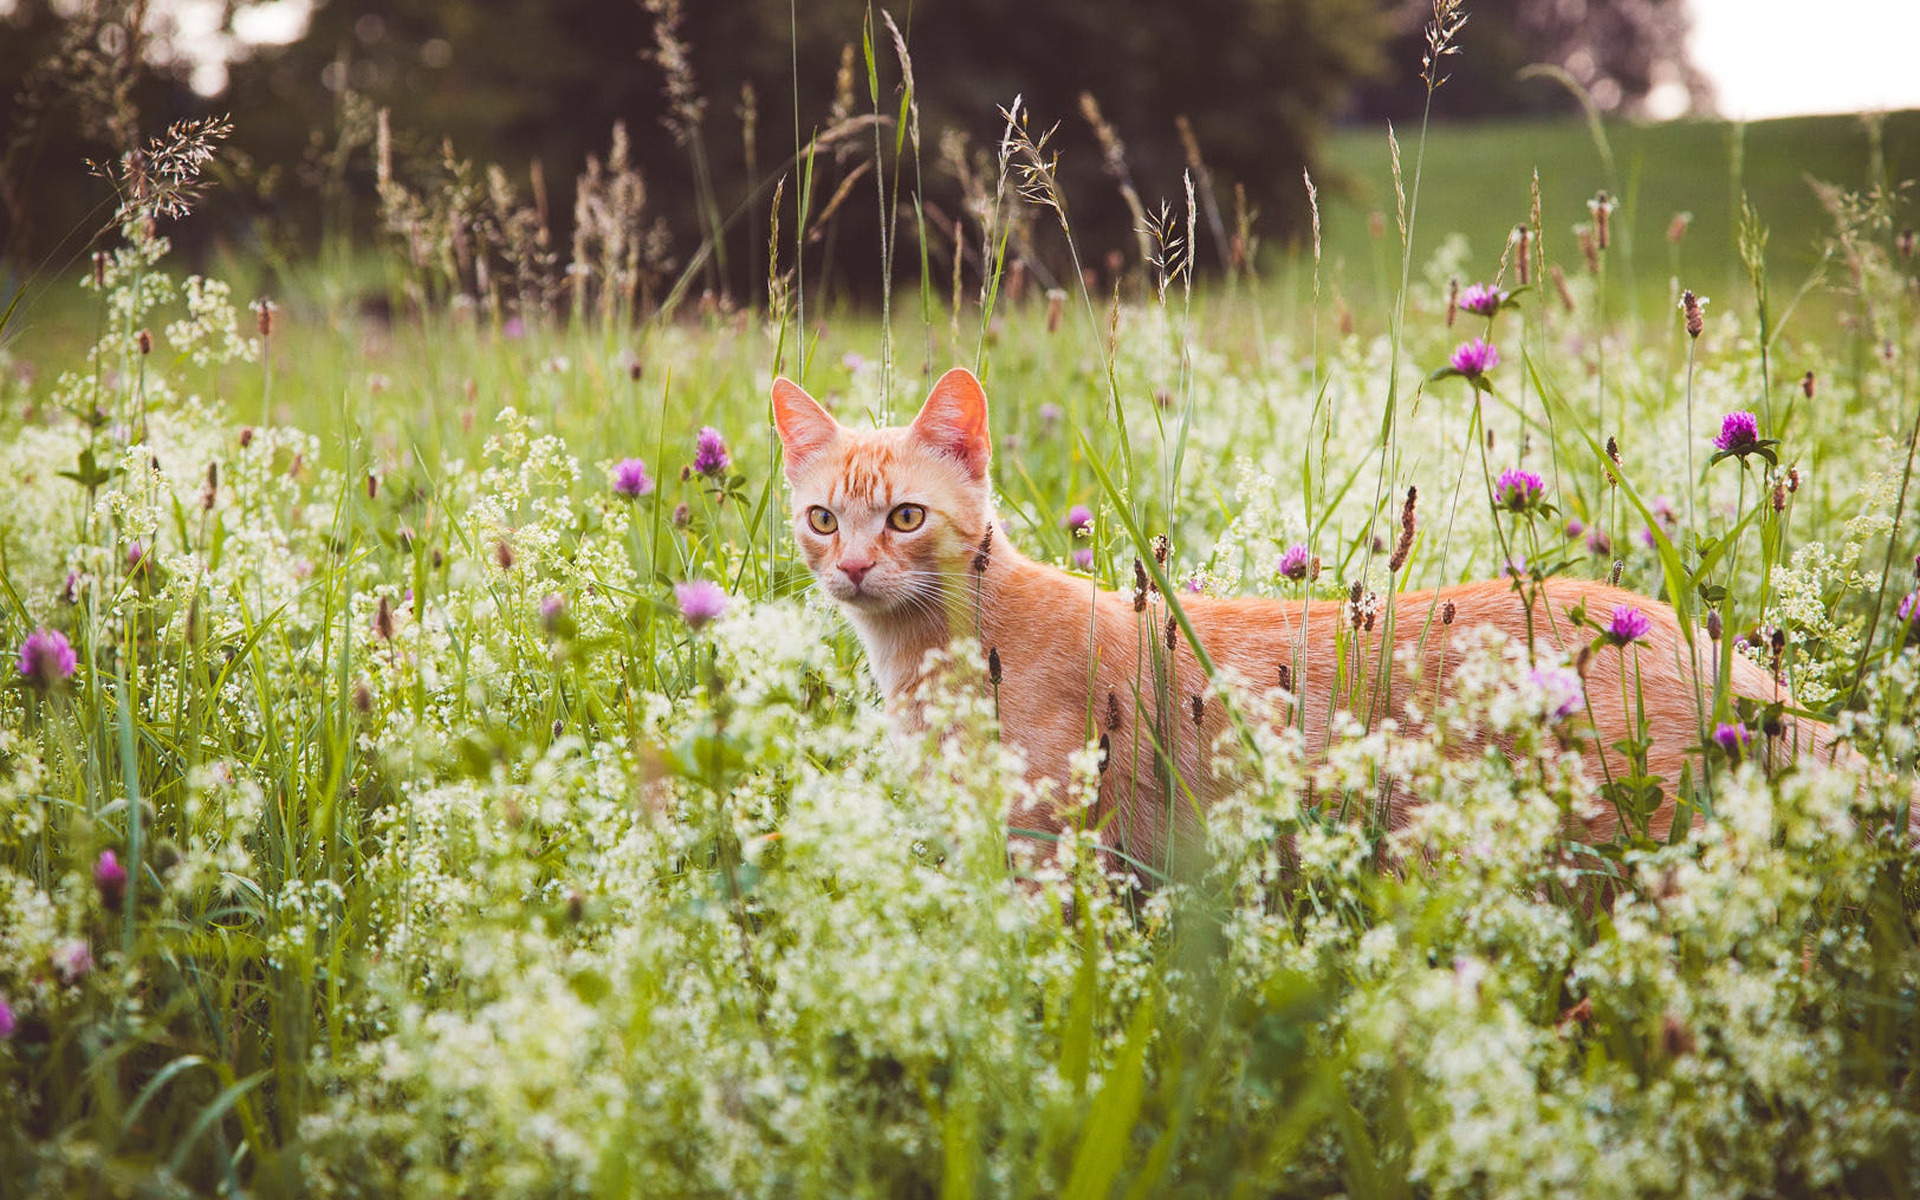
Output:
887,504,927,533
806,506,838,535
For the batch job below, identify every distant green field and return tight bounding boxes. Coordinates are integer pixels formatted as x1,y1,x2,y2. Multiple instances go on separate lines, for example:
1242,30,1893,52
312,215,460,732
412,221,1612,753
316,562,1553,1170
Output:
1316,108,1920,312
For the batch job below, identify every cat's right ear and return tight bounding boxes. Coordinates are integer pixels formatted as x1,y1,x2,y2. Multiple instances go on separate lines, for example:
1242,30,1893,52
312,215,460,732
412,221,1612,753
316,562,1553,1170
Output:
771,377,839,477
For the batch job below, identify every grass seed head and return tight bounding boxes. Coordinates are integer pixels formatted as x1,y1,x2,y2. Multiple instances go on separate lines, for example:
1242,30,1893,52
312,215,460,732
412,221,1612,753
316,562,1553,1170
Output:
1389,486,1418,571
1588,191,1615,250
1577,224,1599,273
1681,289,1707,338
1552,264,1575,311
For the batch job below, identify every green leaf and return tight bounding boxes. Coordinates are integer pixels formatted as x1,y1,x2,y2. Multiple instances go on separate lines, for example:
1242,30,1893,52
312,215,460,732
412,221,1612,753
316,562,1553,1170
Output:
1061,991,1157,1200
57,446,118,490
165,1069,271,1176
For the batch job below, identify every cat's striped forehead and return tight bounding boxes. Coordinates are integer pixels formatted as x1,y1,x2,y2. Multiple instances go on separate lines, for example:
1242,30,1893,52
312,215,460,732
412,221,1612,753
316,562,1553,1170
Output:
822,434,910,507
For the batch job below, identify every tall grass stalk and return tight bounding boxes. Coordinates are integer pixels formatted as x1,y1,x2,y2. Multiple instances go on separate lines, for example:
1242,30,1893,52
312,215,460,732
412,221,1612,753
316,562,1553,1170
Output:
1361,0,1464,730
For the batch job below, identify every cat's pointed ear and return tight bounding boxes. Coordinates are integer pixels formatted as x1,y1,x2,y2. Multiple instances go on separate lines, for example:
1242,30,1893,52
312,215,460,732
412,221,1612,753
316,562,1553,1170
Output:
771,377,839,476
910,367,991,481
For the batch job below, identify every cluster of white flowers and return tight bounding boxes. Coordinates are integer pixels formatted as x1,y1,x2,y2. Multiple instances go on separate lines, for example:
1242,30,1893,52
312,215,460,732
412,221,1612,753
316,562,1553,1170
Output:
2,231,1918,1196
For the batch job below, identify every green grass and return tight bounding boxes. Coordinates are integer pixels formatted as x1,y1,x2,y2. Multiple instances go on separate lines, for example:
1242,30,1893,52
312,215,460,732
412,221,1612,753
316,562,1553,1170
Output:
1318,108,1920,312
2,100,1920,1198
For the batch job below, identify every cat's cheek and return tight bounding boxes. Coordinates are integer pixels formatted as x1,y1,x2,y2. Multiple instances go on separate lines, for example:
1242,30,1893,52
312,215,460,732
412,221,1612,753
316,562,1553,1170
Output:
795,537,831,579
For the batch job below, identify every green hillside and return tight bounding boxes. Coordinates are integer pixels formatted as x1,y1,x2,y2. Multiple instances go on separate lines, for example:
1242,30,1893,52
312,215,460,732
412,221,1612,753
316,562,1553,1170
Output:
1315,109,1920,310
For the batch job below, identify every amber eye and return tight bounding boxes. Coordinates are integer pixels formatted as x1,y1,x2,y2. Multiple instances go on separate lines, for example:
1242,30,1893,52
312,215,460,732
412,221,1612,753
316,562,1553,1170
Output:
887,504,927,533
806,506,838,535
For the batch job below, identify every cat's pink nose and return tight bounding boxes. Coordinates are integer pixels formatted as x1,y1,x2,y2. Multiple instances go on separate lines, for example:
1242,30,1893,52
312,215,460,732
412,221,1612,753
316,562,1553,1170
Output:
839,559,873,588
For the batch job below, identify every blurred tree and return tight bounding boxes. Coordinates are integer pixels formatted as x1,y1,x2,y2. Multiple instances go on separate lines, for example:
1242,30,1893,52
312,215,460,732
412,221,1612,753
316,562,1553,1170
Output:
6,0,1391,297
0,0,208,268
1354,0,1710,121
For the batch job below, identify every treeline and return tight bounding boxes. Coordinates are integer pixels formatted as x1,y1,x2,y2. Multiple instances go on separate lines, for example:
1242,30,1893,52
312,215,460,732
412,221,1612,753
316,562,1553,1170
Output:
1,0,1701,307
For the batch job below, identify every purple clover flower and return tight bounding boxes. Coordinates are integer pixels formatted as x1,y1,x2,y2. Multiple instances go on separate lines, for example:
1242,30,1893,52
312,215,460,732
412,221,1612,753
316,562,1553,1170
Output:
17,628,76,689
1605,605,1652,646
1564,518,1585,538
1072,548,1093,570
675,580,729,629
693,427,731,478
94,849,127,908
1899,590,1920,633
1713,411,1760,453
1277,543,1312,582
1449,337,1500,378
1494,467,1545,512
1528,665,1585,721
1711,722,1753,757
1459,283,1506,317
0,996,13,1040
1064,504,1093,533
611,458,654,498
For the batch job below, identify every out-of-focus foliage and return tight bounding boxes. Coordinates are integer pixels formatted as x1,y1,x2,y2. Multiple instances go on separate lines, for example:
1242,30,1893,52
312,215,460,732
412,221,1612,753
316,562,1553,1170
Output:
6,0,1394,289
1355,0,1711,121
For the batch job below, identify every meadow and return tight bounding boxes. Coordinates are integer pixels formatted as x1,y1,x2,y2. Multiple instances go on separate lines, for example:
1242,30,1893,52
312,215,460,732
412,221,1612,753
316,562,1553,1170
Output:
1,81,1919,1197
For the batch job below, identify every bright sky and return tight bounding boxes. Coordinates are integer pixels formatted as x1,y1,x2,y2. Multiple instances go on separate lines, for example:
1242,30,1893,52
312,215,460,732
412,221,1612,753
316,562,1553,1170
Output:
1689,0,1920,120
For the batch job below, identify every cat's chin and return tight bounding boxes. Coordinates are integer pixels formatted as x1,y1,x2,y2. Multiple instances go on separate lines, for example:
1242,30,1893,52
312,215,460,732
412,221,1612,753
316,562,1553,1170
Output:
824,586,910,619
831,591,895,615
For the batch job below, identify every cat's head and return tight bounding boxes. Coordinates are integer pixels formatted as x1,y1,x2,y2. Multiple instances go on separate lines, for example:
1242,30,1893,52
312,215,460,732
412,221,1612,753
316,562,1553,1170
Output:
771,367,994,617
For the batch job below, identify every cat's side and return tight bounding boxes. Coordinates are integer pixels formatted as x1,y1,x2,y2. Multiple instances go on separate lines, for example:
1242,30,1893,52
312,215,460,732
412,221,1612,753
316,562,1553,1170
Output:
772,367,1852,855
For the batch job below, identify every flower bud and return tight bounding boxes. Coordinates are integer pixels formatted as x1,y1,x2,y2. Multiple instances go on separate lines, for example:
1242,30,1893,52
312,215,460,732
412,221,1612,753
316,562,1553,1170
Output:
94,850,128,909
1681,290,1706,339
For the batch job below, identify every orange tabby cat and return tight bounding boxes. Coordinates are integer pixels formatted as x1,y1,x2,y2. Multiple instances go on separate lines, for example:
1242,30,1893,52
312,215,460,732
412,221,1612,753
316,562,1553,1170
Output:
772,366,1849,855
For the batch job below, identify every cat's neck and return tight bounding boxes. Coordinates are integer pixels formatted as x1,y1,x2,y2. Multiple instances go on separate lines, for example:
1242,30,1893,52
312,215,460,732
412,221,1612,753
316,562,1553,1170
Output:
842,522,1074,702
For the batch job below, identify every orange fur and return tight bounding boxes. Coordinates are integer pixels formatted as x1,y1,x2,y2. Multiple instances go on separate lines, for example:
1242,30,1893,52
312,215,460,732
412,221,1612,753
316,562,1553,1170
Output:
773,368,1851,854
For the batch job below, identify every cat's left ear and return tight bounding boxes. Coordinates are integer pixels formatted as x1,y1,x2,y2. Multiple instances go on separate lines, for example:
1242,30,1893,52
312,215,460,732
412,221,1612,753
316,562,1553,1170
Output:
910,367,991,481
771,377,840,477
